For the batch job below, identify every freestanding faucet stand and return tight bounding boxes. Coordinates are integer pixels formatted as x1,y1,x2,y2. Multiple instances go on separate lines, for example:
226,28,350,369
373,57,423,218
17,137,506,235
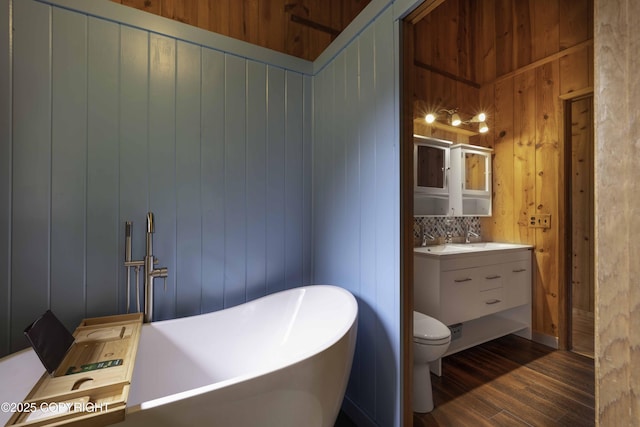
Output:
124,212,168,323
143,212,168,323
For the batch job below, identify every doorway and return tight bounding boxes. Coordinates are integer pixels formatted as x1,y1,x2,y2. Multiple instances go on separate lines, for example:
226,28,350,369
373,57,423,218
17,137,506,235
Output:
565,94,595,358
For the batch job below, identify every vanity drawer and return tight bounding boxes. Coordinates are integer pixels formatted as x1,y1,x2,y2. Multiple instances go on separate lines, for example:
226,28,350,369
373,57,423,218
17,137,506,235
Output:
478,287,506,316
478,265,504,291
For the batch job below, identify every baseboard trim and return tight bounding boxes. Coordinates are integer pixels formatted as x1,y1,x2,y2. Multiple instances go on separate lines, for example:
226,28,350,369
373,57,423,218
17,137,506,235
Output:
341,396,377,427
531,331,559,349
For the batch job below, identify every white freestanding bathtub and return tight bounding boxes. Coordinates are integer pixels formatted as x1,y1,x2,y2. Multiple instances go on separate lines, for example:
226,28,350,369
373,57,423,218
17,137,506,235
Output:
0,285,358,427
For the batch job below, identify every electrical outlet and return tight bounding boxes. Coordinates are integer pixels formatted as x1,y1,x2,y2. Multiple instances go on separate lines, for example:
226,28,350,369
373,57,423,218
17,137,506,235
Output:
529,214,551,229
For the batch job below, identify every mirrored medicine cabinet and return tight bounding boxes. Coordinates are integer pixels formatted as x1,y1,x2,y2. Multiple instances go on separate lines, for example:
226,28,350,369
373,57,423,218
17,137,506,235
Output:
414,135,492,217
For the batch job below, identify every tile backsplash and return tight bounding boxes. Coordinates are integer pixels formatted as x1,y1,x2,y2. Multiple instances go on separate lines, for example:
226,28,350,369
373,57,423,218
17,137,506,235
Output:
413,216,482,246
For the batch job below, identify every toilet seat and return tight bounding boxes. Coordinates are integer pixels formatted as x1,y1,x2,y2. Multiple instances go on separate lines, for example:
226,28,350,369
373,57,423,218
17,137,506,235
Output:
413,311,451,346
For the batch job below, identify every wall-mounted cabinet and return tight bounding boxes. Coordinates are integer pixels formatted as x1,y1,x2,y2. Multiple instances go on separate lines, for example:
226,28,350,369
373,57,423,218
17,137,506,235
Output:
450,144,492,216
414,136,492,217
414,135,451,216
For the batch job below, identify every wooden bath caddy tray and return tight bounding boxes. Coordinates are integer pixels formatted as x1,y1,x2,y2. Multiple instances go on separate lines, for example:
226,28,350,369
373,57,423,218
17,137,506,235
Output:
6,313,143,427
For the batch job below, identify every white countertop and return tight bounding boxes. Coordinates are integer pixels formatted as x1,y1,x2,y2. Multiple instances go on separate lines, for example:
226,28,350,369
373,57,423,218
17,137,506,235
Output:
414,242,533,258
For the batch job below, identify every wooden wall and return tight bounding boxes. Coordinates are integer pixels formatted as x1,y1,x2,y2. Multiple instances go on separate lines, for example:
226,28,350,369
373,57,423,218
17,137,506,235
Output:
595,0,640,423
570,96,594,315
412,0,481,144
476,0,593,342
412,0,594,342
111,0,370,61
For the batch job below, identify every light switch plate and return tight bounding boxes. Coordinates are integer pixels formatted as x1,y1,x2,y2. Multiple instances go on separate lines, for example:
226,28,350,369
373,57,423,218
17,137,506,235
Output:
529,214,551,228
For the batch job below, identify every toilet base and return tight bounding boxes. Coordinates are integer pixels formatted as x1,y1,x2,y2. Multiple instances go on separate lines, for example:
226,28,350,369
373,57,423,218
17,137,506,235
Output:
413,362,434,413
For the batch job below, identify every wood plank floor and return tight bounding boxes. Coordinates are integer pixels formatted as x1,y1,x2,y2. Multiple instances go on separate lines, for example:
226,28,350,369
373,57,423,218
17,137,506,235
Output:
572,308,594,358
414,334,595,427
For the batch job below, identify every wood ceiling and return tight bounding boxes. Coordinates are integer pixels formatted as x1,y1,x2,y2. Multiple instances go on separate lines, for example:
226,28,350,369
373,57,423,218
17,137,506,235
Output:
111,0,372,61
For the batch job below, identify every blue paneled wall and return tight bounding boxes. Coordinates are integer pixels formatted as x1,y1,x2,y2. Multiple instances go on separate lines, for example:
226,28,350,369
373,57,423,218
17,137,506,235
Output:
2,0,312,354
313,6,400,426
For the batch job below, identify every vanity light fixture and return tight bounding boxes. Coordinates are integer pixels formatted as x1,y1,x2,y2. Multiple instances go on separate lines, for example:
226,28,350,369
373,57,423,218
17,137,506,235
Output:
425,113,436,124
450,112,462,127
423,108,489,134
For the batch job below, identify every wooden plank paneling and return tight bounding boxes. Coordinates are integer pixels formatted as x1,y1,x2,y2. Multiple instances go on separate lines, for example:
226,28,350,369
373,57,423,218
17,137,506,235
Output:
112,0,370,61
570,97,593,313
531,0,559,62
148,33,177,320
512,0,532,69
534,61,561,337
560,47,590,96
175,40,202,317
513,69,536,245
475,0,496,84
11,0,51,351
261,0,285,55
121,0,160,14
494,0,514,76
200,47,226,313
50,8,88,331
307,0,333,62
559,0,590,50
86,17,120,318
246,60,268,302
595,0,640,423
488,77,515,241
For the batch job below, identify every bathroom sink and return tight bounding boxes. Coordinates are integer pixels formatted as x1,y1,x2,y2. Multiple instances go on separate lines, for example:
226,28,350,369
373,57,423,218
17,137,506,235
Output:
459,242,527,250
414,244,477,255
414,242,533,257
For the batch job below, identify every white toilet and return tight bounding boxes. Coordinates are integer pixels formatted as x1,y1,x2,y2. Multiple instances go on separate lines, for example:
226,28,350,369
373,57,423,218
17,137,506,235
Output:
413,311,451,413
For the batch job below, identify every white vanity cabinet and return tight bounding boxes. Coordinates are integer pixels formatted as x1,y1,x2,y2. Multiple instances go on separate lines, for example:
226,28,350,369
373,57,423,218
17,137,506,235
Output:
414,246,532,375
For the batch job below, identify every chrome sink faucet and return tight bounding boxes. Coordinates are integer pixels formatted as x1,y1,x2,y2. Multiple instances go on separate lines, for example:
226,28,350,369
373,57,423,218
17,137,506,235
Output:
465,224,480,243
421,224,436,247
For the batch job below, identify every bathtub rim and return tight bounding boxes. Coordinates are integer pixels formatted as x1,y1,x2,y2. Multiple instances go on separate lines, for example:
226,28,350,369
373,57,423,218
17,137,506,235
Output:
128,284,358,413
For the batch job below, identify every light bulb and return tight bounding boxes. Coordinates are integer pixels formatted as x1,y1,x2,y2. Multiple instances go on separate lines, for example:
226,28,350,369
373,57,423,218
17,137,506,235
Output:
425,113,436,124
477,112,486,122
479,121,489,133
451,113,461,126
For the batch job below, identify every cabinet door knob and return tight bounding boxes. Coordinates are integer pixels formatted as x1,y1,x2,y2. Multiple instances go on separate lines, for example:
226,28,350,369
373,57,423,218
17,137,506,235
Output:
454,278,472,283
512,268,527,273
485,299,501,305
485,275,501,280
